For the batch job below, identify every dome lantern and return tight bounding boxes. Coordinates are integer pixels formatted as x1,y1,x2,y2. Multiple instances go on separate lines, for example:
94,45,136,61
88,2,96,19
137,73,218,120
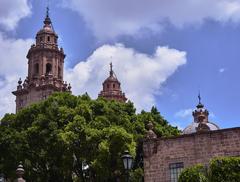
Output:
183,94,220,134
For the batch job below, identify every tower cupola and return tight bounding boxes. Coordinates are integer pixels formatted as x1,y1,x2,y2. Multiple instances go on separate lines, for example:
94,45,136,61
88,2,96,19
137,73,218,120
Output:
98,63,127,102
182,94,220,134
12,7,71,112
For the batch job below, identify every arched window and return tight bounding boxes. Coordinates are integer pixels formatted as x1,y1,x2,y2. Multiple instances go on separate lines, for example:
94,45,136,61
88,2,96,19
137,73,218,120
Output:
113,84,115,88
46,63,52,75
47,36,50,42
107,84,110,89
34,63,39,75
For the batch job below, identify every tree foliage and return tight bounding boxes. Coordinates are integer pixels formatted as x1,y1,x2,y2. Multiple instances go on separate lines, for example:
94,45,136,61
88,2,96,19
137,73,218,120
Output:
178,164,208,182
0,92,180,181
179,157,240,182
209,157,240,182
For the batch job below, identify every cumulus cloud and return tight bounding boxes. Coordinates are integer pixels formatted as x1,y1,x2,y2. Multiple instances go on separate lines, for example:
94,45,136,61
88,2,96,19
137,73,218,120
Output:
219,68,226,73
175,107,216,122
65,43,186,111
0,40,186,116
62,0,240,39
0,0,31,30
175,108,193,119
0,33,33,117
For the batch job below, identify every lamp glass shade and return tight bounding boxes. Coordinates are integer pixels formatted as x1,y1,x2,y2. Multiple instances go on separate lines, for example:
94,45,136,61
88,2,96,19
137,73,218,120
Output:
122,150,133,170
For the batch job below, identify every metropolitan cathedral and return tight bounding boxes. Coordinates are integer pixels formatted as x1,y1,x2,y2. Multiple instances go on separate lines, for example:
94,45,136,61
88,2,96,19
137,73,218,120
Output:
12,9,127,112
10,9,240,182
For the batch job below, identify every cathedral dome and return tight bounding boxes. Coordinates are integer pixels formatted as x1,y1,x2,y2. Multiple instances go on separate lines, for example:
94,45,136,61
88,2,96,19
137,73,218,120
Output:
37,25,55,34
183,121,219,134
104,75,119,83
182,94,220,135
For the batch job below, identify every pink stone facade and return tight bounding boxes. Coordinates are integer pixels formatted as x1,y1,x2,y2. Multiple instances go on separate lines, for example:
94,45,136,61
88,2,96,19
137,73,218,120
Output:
12,11,71,112
143,127,240,182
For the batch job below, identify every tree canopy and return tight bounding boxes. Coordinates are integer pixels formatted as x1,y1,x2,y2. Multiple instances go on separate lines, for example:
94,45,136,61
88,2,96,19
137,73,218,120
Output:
179,157,240,182
0,92,180,181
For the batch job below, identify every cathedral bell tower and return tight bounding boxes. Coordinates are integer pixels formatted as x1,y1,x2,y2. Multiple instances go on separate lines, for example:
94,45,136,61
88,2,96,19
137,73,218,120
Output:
98,63,127,102
12,8,71,112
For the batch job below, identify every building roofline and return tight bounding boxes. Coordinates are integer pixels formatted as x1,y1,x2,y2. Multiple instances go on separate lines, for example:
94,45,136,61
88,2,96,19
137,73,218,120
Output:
144,127,240,142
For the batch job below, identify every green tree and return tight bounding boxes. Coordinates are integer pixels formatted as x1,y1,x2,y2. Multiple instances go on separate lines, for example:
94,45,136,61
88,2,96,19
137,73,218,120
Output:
179,157,240,182
209,157,240,182
178,164,208,182
0,92,180,181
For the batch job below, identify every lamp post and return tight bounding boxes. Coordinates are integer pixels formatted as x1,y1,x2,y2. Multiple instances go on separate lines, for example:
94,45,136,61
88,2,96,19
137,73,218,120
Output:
121,150,133,182
16,162,25,182
0,173,5,182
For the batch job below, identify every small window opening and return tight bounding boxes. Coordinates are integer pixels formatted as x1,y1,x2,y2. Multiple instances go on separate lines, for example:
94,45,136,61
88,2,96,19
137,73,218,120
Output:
34,63,39,75
107,84,110,89
113,84,115,88
47,36,50,42
19,99,24,107
58,66,61,78
46,63,52,75
169,162,184,182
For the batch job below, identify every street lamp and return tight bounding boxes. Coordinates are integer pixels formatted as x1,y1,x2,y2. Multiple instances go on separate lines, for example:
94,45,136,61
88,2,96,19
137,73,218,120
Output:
0,173,5,182
16,162,25,182
121,150,133,182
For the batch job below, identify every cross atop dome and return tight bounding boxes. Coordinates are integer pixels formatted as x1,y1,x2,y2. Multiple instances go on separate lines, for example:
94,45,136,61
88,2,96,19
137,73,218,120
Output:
197,91,204,108
44,6,52,26
110,62,113,76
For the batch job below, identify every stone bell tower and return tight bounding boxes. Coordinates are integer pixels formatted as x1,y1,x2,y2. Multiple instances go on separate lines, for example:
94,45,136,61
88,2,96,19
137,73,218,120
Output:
12,8,71,112
98,63,127,102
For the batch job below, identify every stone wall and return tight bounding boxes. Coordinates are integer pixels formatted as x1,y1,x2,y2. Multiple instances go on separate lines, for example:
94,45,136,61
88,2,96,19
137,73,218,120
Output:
143,127,240,182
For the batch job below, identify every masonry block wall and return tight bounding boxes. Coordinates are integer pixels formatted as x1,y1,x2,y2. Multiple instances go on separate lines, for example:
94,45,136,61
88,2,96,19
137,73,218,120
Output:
143,127,240,182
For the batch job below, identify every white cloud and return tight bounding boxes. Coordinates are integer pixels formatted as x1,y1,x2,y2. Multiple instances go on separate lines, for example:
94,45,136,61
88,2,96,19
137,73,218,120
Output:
65,43,186,111
175,108,193,119
0,33,33,117
0,0,31,30
175,108,216,122
170,121,184,131
62,0,240,39
219,68,226,73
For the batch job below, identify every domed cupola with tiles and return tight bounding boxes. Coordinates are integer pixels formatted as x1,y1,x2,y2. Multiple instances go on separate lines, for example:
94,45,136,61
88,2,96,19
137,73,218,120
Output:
183,94,220,134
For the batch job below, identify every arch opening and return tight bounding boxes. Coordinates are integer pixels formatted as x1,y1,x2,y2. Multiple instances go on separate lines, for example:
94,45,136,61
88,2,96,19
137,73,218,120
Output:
46,63,52,75
34,63,39,75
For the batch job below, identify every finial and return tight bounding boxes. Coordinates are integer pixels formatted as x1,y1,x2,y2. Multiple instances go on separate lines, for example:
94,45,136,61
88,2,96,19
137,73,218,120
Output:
196,92,204,108
46,0,50,17
18,78,22,85
110,62,113,76
46,6,49,18
145,121,157,139
44,4,51,25
198,91,201,104
68,83,72,90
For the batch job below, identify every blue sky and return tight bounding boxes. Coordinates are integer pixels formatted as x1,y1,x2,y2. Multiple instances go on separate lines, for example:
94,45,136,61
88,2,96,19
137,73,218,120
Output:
0,0,240,130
